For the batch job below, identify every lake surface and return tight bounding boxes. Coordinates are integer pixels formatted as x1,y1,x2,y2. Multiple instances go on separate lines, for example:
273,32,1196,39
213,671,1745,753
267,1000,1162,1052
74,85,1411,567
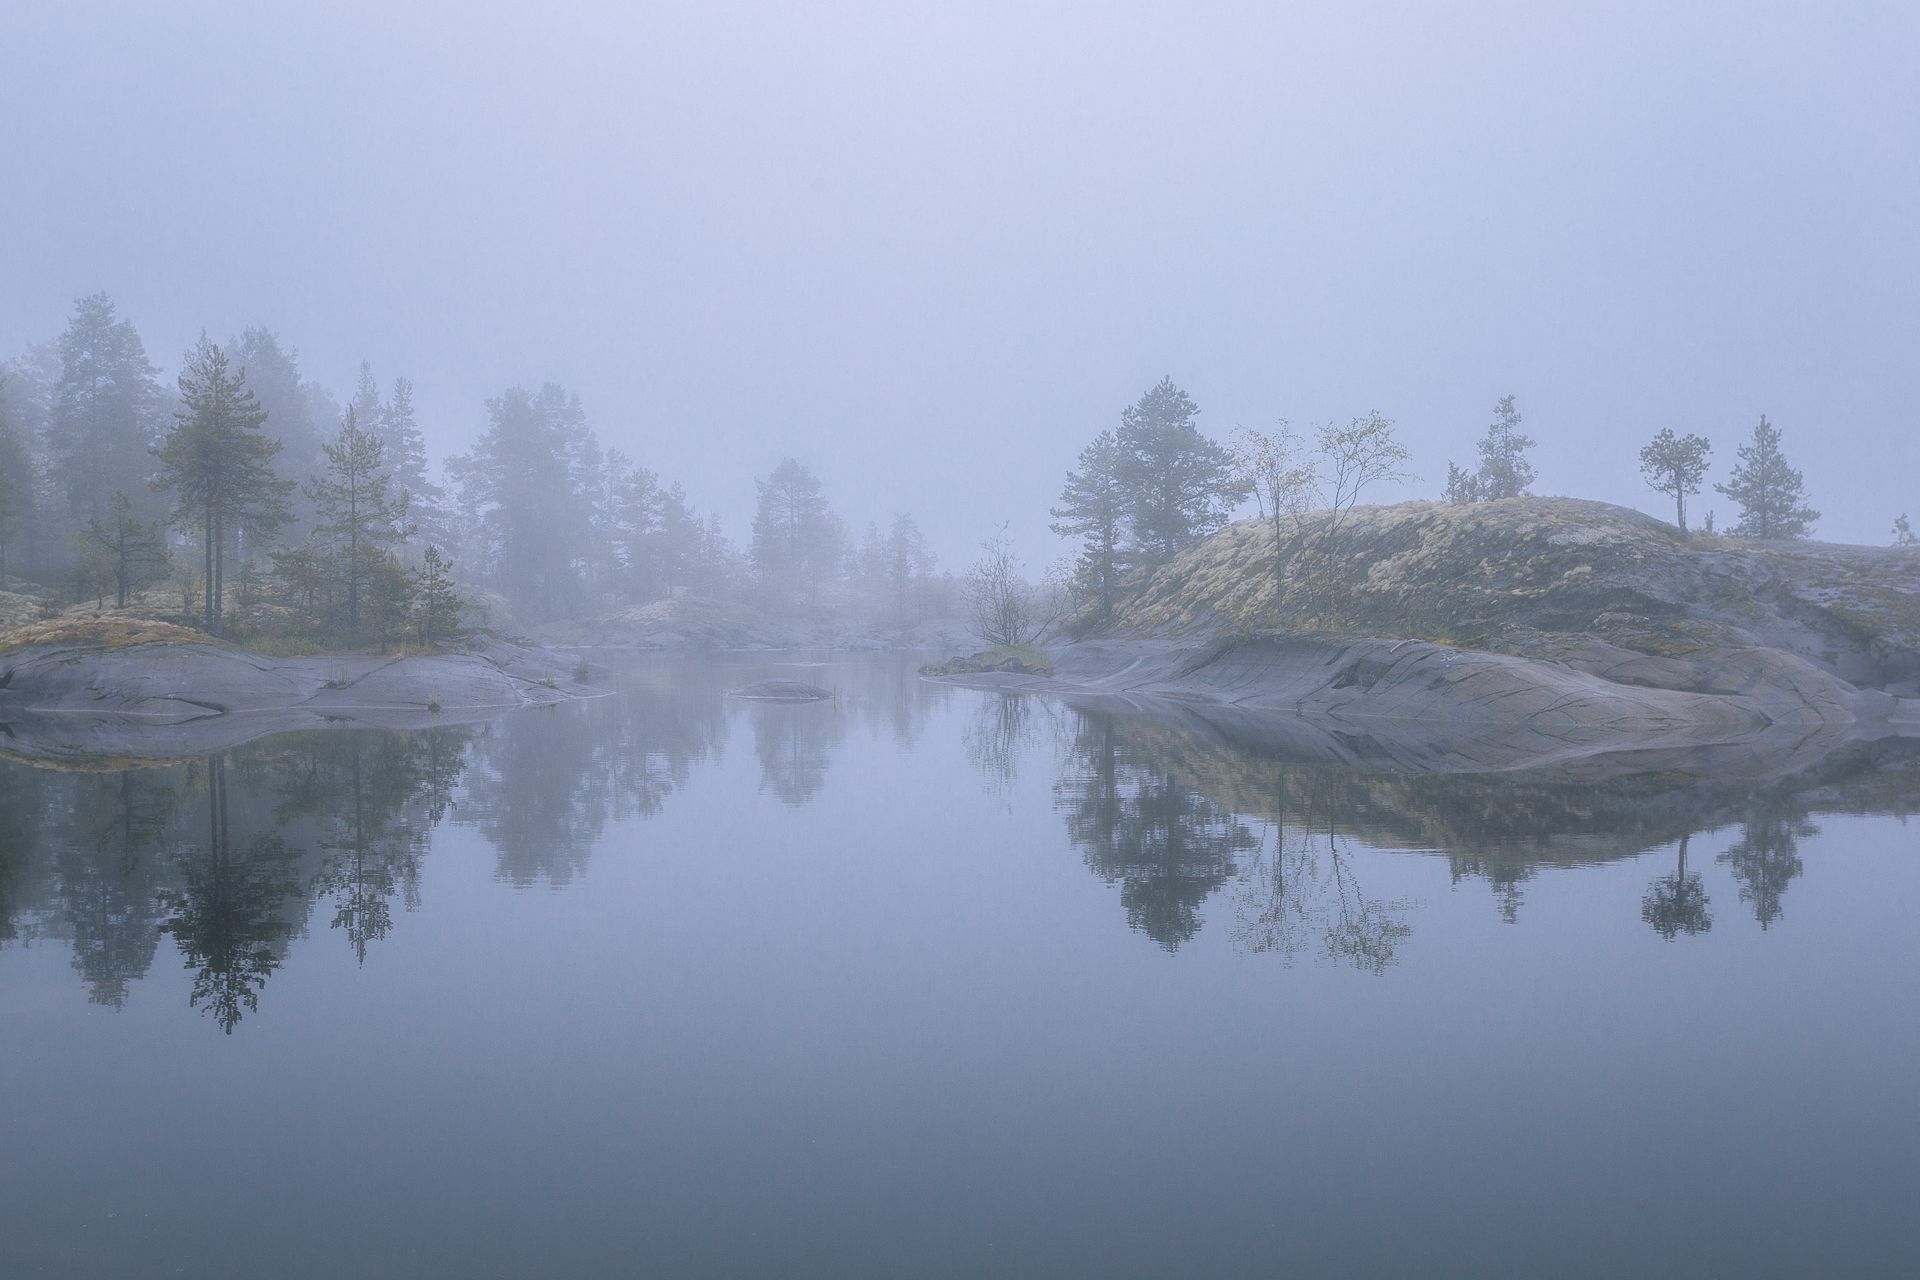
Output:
3,650,1917,1278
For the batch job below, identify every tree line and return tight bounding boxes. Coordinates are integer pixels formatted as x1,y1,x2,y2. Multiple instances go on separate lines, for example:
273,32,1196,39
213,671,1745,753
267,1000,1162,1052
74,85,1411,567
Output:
1,295,1884,646
0,294,952,640
1030,376,1857,640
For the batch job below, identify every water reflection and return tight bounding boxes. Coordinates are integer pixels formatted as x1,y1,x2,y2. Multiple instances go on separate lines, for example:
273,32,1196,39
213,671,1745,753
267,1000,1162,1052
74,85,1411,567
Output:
3,655,1919,1033
264,732,470,962
1056,715,1259,950
459,677,730,882
161,757,306,1033
1718,805,1812,929
1044,706,1920,949
1642,834,1713,940
59,771,176,1005
751,700,843,807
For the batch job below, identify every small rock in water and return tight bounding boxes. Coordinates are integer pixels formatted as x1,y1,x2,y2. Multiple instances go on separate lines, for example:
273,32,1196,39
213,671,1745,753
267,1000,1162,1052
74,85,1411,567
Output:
730,678,834,702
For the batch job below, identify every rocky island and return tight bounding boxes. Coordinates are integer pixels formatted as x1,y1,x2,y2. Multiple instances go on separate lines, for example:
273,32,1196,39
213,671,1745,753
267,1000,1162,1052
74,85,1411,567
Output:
928,497,1920,778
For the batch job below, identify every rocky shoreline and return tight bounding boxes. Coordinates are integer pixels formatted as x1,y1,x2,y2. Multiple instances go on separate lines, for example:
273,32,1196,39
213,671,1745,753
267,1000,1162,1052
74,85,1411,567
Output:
0,633,603,764
929,632,1920,779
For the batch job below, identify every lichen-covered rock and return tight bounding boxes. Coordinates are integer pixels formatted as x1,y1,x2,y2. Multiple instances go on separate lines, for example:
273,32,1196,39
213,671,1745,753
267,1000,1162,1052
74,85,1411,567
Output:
920,646,1054,677
1109,497,1920,695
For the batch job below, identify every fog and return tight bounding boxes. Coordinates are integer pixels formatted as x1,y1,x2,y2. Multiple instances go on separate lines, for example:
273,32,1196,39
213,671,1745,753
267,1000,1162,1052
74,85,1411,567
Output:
4,0,1916,565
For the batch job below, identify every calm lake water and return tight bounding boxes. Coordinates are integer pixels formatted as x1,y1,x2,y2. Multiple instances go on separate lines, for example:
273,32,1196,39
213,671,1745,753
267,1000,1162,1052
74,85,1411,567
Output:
3,651,1917,1278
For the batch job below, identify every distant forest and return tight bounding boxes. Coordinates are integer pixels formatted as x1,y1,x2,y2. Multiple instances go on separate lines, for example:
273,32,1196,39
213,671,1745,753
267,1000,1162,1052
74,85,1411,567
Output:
0,294,951,641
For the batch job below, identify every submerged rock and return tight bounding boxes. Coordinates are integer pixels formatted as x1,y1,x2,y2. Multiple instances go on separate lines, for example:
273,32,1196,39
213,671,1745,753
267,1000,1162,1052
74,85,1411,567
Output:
730,678,834,702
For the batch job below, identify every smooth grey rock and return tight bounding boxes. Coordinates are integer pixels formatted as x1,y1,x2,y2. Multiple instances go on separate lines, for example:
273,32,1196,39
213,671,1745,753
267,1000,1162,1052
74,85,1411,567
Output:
0,637,604,763
931,634,1920,778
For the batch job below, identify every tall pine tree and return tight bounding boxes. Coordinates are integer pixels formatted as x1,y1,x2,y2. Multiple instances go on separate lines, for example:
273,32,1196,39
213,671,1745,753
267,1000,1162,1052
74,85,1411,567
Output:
48,293,164,529
1116,377,1234,566
1716,415,1818,540
447,383,592,619
156,338,294,634
309,406,414,637
378,376,448,546
1050,430,1129,618
0,378,30,584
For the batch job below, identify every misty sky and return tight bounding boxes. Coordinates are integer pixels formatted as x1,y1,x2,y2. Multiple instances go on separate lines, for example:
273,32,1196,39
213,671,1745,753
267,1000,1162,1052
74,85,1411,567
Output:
5,1,1916,565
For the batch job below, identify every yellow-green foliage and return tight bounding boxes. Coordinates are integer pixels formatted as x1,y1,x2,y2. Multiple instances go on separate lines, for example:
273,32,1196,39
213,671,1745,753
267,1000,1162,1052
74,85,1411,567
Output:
977,644,1054,674
0,616,214,656
1112,496,1920,665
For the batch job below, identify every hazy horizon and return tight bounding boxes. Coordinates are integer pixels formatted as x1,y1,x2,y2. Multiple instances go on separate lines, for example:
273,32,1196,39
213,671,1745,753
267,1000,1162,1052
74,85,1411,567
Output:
6,1,1916,565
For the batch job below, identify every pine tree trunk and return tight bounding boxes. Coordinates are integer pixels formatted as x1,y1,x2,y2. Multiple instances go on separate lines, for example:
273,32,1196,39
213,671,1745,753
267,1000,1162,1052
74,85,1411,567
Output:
203,501,216,633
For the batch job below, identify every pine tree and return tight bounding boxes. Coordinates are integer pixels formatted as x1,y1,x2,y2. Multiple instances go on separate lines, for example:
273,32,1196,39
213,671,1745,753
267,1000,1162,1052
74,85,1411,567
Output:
378,376,447,545
0,378,30,584
607,452,663,597
363,554,416,652
413,544,463,648
1638,428,1713,535
156,338,295,634
1894,514,1917,548
1116,378,1235,566
48,293,164,529
308,406,413,637
232,327,326,536
750,458,833,605
886,513,934,624
1442,461,1481,504
1476,395,1536,499
1049,430,1129,617
656,482,702,593
447,383,593,619
1715,415,1818,540
1443,396,1536,503
75,490,171,608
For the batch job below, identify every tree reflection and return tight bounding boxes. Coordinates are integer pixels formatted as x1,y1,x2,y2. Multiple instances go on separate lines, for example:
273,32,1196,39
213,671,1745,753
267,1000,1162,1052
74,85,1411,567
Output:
1642,833,1713,940
0,762,47,946
458,707,612,887
261,729,471,963
1230,774,1413,973
57,771,177,1004
607,687,728,819
751,701,844,807
1056,716,1258,951
160,757,305,1033
964,691,1039,795
1717,806,1811,929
